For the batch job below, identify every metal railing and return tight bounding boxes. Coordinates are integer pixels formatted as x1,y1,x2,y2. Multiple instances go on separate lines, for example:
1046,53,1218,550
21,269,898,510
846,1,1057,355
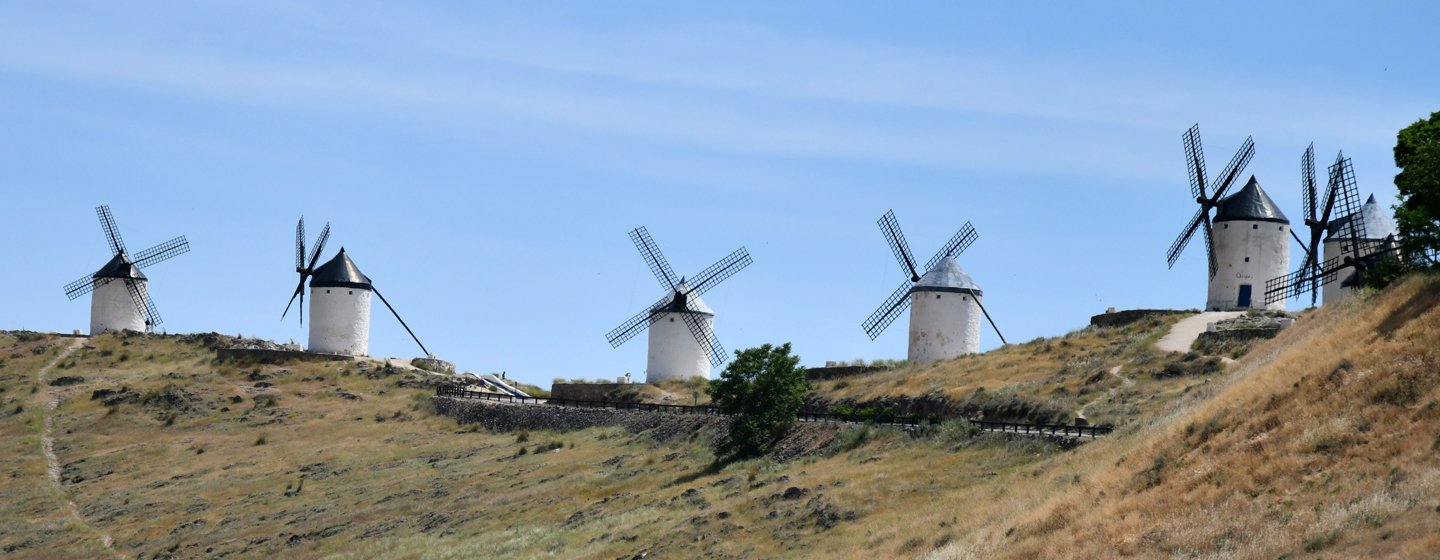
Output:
434,385,1113,438
436,384,538,403
970,419,1111,438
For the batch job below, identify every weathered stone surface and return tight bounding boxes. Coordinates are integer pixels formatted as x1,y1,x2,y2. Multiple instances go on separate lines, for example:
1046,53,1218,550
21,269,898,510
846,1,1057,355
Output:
411,357,455,374
550,382,627,402
803,366,887,381
1089,309,1187,328
432,397,841,460
1195,328,1280,344
215,348,351,364
434,396,725,436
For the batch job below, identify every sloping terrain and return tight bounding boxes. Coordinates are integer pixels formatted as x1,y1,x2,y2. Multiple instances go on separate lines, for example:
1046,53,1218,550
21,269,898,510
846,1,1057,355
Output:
0,330,1088,559
2,276,1433,559
928,273,1440,558
806,312,1221,428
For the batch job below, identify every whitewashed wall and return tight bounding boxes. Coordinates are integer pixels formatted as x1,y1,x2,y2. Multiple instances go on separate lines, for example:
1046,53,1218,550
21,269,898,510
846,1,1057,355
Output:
308,286,372,355
90,278,146,334
646,311,712,382
1208,220,1290,311
907,290,982,364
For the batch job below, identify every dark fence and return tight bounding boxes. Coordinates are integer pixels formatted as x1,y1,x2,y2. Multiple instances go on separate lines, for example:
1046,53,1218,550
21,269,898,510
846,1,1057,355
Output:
434,385,1113,438
970,419,1111,438
436,384,538,403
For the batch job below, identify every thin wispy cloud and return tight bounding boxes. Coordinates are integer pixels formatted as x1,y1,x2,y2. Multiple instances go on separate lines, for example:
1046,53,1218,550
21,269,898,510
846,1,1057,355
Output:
0,2,1413,185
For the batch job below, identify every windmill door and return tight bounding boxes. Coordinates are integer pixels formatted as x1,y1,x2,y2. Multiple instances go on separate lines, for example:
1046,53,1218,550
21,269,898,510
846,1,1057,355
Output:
1237,285,1252,308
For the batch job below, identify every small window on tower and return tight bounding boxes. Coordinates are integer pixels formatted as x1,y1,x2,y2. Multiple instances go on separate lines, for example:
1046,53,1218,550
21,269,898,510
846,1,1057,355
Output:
1245,257,1250,262
1224,224,1229,229
348,291,353,295
669,318,674,322
936,294,941,299
326,289,330,294
1279,226,1284,231
1252,224,1258,229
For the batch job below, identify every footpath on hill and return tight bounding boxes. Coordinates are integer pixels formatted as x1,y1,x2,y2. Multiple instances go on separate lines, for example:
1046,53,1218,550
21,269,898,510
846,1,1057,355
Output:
1155,311,1245,353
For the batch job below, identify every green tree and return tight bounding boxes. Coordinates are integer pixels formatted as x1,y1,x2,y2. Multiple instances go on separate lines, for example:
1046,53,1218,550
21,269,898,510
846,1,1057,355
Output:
1373,111,1440,288
705,343,811,460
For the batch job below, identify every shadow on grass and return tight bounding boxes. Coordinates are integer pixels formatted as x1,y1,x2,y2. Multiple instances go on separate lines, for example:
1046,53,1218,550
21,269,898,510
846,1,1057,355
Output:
668,461,726,488
1374,275,1440,336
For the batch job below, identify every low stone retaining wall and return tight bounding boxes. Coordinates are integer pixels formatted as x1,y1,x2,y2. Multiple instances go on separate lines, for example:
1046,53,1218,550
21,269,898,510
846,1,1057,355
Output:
804,366,888,381
215,348,352,364
434,396,725,437
1195,327,1281,344
1090,309,1187,328
550,382,628,402
432,397,843,462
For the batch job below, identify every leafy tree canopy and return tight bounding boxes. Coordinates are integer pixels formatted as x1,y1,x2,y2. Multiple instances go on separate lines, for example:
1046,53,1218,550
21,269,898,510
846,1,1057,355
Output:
705,343,811,460
1390,112,1440,269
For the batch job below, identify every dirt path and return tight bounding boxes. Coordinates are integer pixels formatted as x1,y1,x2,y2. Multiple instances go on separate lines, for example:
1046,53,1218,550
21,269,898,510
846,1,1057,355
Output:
36,338,117,552
1076,366,1133,421
1156,311,1245,353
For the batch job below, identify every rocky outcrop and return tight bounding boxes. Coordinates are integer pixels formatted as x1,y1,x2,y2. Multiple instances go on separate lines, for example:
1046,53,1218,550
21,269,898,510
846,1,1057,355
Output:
411,357,455,374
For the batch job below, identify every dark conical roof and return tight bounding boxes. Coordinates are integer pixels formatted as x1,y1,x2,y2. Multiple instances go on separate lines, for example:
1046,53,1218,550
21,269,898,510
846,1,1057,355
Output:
1214,176,1289,224
310,248,372,290
94,253,146,281
909,256,983,296
653,281,715,316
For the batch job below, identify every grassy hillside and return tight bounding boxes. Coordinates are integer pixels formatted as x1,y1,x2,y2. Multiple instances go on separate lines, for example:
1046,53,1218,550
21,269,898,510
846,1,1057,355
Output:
3,278,1434,559
807,312,1215,427
928,273,1440,558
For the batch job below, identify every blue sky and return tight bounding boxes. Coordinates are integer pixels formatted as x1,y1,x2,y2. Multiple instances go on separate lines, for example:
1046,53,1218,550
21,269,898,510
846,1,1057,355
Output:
2,1,1436,386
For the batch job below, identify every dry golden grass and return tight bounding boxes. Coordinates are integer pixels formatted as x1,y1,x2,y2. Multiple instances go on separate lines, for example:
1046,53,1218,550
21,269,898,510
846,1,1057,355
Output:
810,313,1211,428
0,333,114,559
0,330,1101,559
7,283,1427,560
925,273,1440,559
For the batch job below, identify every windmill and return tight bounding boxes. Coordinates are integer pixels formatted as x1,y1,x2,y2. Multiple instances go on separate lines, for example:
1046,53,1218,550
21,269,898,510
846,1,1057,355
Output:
862,210,1004,364
63,206,190,334
605,227,751,382
1166,124,1255,279
1166,124,1290,311
1264,153,1398,305
281,217,330,324
277,217,430,357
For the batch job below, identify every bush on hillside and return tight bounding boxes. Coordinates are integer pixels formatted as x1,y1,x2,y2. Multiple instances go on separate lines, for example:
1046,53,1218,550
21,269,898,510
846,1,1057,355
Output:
706,343,811,460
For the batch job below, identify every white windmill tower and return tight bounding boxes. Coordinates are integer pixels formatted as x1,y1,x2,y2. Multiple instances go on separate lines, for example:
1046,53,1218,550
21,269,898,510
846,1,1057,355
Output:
606,227,752,382
1263,148,1400,307
1166,124,1290,311
280,218,431,357
63,206,190,335
1321,194,1397,303
863,211,1006,365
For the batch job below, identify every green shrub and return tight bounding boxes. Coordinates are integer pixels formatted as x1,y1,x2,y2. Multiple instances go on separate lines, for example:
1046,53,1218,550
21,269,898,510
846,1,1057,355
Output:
827,424,874,456
706,343,811,460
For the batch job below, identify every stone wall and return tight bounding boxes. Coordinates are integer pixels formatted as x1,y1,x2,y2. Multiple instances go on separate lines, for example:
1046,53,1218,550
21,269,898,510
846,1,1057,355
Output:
432,397,841,463
549,382,627,402
804,366,888,381
1195,327,1280,344
215,348,352,365
435,396,724,435
1089,309,1186,328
